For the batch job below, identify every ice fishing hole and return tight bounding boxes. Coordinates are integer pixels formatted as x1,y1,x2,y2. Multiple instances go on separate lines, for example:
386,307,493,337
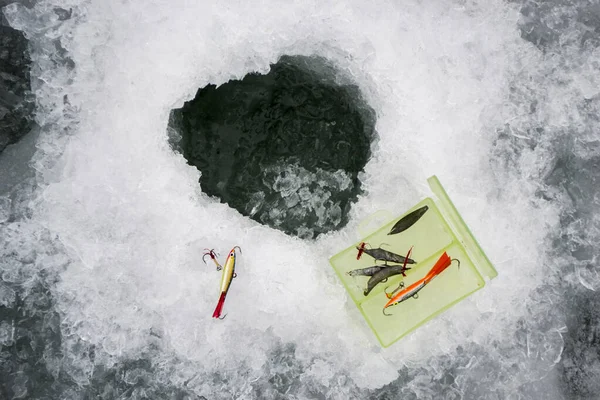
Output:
169,55,376,239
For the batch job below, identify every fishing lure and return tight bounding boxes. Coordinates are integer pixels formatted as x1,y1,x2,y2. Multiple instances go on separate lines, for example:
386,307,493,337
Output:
212,246,241,319
382,252,459,316
388,205,429,235
347,264,389,277
364,246,413,296
358,245,417,265
364,264,412,296
203,248,222,271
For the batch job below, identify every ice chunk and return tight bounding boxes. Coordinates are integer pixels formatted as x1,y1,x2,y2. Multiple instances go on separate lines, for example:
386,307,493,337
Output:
298,187,312,201
0,282,16,307
284,192,300,208
246,191,265,217
273,172,302,197
0,320,14,346
577,264,600,291
0,196,10,223
11,371,28,399
258,159,354,235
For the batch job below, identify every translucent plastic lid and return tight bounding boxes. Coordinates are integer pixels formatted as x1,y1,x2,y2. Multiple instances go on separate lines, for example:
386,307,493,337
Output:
328,176,497,347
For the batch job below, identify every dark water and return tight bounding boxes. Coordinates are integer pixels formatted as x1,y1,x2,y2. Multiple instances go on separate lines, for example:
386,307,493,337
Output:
1,0,600,399
170,55,375,239
0,0,34,154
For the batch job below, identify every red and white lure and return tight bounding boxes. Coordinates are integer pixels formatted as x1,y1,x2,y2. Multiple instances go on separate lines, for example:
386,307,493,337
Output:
212,246,241,319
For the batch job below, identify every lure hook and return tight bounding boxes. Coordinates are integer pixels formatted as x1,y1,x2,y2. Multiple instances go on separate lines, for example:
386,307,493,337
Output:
382,307,393,317
203,248,222,270
384,281,404,299
202,249,216,264
451,258,461,269
233,246,242,254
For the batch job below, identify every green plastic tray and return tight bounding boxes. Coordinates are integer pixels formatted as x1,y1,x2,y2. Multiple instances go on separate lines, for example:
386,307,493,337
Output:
329,176,497,347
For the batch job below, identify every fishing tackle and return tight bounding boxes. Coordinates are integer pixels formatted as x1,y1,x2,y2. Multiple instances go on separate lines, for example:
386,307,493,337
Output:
382,253,459,316
363,265,411,296
358,244,417,265
382,281,427,315
212,246,242,319
388,205,429,235
356,242,367,260
203,249,222,271
364,246,413,296
347,264,389,277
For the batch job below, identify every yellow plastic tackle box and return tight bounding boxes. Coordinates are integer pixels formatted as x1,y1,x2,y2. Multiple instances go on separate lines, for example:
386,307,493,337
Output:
329,176,497,347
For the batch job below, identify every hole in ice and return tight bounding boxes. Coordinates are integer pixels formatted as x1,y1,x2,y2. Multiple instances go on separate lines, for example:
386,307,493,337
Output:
169,55,376,239
0,22,35,155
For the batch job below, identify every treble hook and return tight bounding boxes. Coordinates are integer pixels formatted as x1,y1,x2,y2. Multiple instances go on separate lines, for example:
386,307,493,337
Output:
384,281,404,299
202,249,217,263
203,248,222,271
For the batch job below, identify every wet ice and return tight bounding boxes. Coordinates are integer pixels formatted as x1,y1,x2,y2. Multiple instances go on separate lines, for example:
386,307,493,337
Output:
1,0,600,398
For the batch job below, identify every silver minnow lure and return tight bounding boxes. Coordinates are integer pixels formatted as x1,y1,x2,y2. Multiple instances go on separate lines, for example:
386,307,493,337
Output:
363,264,411,296
346,265,388,277
358,246,417,265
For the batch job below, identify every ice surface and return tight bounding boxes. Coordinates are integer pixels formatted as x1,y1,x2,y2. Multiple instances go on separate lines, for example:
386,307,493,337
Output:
0,281,16,307
0,320,14,346
0,195,9,222
2,0,600,398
